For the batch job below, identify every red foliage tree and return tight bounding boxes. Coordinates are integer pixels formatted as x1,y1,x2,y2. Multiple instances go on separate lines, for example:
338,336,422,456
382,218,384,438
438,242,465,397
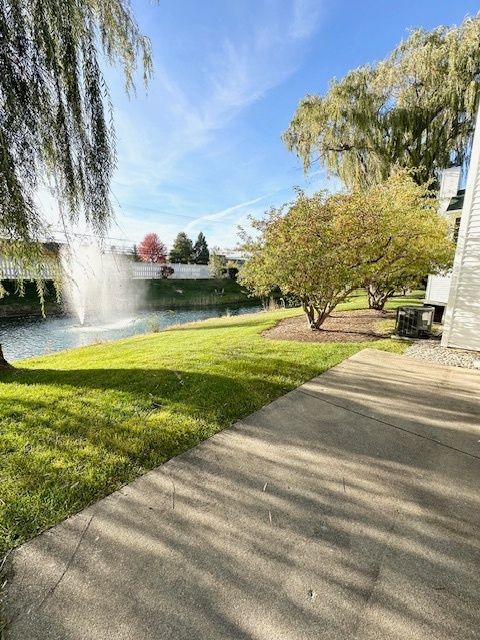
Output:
138,233,167,263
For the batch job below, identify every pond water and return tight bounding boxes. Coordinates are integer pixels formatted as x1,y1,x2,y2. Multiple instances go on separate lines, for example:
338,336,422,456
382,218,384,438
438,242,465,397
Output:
0,305,262,362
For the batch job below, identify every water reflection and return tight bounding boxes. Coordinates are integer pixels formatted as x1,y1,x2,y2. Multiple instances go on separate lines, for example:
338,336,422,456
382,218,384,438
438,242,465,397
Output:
0,306,261,361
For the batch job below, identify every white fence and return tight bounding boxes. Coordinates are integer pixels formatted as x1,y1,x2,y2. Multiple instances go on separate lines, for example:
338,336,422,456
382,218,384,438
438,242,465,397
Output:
0,259,57,280
132,263,211,280
0,258,214,281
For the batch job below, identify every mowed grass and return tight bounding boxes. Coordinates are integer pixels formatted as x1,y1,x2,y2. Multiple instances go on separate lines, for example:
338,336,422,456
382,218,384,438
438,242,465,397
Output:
144,277,258,308
0,293,417,552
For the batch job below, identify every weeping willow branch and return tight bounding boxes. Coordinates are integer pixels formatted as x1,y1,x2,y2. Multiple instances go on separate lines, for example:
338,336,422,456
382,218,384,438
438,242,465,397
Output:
284,14,480,189
0,0,152,261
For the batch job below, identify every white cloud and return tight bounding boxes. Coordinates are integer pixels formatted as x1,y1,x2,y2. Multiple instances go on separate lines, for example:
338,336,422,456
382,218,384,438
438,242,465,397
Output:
112,0,324,200
290,0,325,40
185,194,270,232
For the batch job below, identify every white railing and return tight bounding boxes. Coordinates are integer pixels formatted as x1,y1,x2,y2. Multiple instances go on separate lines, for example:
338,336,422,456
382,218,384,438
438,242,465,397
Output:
132,263,211,280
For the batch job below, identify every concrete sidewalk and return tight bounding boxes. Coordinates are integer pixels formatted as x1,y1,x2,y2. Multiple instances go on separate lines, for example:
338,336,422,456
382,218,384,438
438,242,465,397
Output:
3,349,480,639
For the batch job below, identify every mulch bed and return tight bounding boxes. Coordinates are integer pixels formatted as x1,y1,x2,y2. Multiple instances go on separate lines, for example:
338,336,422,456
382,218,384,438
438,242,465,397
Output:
263,309,395,343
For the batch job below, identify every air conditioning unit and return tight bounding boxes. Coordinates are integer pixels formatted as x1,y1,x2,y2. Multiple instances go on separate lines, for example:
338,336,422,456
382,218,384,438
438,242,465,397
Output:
395,306,434,338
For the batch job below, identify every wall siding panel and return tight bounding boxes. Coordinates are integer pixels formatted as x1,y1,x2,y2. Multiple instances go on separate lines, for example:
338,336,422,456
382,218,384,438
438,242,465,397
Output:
442,108,480,352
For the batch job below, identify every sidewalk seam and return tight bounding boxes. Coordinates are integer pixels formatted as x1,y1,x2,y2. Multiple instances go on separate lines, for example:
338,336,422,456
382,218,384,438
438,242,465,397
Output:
297,388,480,462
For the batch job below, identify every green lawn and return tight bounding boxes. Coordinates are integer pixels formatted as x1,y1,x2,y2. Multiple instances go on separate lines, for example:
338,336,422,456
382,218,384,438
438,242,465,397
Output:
0,294,415,552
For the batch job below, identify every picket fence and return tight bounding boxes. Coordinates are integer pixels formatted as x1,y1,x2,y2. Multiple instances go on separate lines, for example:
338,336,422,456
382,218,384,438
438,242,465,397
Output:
0,259,57,280
132,262,211,280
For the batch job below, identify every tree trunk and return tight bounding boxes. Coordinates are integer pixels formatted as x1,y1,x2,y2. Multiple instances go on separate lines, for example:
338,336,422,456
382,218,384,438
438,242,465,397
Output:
302,300,317,329
367,285,387,311
302,299,336,330
0,344,13,370
315,311,331,330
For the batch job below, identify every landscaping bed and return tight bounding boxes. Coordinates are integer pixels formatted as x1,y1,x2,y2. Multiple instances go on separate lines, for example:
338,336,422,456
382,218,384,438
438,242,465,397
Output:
263,309,395,343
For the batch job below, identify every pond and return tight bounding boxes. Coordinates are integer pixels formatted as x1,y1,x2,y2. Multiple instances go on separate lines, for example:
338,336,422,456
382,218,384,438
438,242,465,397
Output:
0,305,262,362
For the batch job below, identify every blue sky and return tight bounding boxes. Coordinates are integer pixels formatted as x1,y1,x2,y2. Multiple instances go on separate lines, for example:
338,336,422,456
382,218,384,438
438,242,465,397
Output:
89,0,480,249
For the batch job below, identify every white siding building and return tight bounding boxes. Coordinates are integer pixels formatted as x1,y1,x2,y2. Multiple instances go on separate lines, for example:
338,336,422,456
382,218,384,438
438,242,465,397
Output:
424,167,462,309
441,107,480,352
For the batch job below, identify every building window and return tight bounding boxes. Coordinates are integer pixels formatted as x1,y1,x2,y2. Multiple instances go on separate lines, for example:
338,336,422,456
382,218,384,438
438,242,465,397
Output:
453,216,461,244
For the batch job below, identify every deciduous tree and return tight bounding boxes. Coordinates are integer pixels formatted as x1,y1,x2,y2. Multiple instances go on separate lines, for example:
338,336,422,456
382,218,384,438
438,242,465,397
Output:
0,0,152,320
284,15,480,189
208,247,226,279
138,233,167,263
362,173,455,309
1,0,152,246
131,245,140,262
239,190,370,329
239,172,455,328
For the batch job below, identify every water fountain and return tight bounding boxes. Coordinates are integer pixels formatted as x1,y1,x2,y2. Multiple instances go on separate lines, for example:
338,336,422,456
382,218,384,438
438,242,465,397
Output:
61,242,141,326
0,243,261,361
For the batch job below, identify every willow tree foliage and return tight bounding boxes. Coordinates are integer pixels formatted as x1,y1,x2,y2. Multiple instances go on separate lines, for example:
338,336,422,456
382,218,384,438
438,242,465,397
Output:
239,173,454,329
0,0,152,263
284,15,480,189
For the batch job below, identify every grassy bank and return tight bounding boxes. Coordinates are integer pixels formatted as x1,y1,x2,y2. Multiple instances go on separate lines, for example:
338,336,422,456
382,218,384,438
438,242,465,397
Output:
0,279,258,317
0,294,412,553
0,280,60,317
142,278,258,308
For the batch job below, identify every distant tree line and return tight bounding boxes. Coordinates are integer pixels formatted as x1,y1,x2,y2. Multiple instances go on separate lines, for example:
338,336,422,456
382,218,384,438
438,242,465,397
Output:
133,231,210,265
